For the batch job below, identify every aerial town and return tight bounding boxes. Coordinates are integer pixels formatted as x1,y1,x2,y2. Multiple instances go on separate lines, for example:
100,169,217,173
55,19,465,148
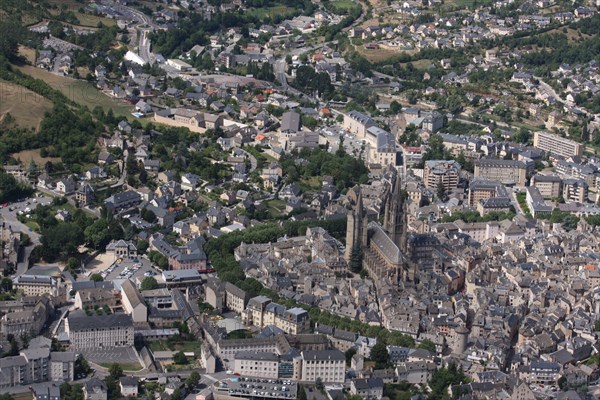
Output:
1,0,600,399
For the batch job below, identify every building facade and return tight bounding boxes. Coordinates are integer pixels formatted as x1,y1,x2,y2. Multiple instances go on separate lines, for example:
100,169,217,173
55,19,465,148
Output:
301,350,345,383
474,159,528,186
533,131,583,158
233,352,280,379
66,312,134,350
532,174,562,198
424,160,461,191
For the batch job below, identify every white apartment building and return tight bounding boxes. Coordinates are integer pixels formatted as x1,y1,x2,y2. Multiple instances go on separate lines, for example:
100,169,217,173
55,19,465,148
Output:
65,312,134,350
533,131,583,158
301,350,345,383
234,352,280,379
12,275,61,297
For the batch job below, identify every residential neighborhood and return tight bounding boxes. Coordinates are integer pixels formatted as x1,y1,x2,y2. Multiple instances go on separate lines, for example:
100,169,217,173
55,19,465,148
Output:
2,0,600,399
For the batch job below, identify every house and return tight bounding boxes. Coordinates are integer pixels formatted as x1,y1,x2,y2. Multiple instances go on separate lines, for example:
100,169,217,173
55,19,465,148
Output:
104,191,142,213
31,385,61,400
117,121,132,134
350,378,384,399
55,210,71,222
181,173,201,191
84,378,108,400
56,177,76,194
98,151,115,165
120,279,148,324
135,100,152,114
143,159,160,172
85,166,107,180
119,376,138,397
105,240,137,260
281,111,301,133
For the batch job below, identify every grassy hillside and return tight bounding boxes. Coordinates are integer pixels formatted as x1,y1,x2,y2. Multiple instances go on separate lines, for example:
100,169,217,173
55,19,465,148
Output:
15,64,133,118
0,79,53,130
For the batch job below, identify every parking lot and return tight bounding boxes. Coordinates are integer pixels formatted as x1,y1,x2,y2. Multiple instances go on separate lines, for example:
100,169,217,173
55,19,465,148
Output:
318,125,368,155
98,256,160,283
218,377,298,399
81,346,141,367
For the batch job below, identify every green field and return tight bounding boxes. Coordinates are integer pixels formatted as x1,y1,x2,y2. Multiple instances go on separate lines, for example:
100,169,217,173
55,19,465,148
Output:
99,362,142,371
16,65,133,118
13,393,33,400
72,12,117,27
264,199,287,218
300,176,322,192
25,221,40,232
246,5,297,20
327,0,362,13
150,340,203,355
444,0,494,9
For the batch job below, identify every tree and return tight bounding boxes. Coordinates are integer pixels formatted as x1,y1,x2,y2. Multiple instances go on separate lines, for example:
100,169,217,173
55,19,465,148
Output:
370,341,389,367
390,101,402,114
436,182,447,202
66,257,80,274
345,347,357,366
186,371,200,390
108,363,123,380
140,276,158,291
173,351,188,365
40,222,84,260
315,377,325,391
349,245,363,273
136,239,149,254
558,376,567,390
1,278,12,292
90,273,103,282
0,18,22,60
418,339,436,353
297,386,308,400
141,208,157,223
0,170,34,203
84,218,123,249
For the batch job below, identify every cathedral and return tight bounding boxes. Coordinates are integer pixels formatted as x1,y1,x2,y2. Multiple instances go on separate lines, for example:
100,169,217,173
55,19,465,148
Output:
345,169,441,283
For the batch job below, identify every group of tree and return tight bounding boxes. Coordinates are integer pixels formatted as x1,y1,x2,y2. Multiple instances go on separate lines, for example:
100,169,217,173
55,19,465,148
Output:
292,65,334,98
140,276,159,291
147,250,169,270
60,383,84,400
105,364,123,398
428,363,469,400
247,61,275,82
0,170,33,203
280,147,369,192
441,210,516,224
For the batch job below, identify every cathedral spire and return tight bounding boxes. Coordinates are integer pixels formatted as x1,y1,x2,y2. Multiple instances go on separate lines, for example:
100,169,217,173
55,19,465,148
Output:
385,169,406,251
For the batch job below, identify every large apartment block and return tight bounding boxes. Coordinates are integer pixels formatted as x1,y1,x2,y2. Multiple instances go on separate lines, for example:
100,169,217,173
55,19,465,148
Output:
474,159,529,186
424,160,461,191
533,131,584,158
230,349,345,383
531,174,562,198
301,350,345,383
65,312,134,349
234,352,280,379
562,178,589,203
12,275,62,298
243,296,310,334
0,339,76,389
343,111,376,138
224,282,249,314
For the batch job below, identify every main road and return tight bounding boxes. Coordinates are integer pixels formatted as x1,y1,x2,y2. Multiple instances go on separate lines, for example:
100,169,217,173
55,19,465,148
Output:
1,195,53,275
